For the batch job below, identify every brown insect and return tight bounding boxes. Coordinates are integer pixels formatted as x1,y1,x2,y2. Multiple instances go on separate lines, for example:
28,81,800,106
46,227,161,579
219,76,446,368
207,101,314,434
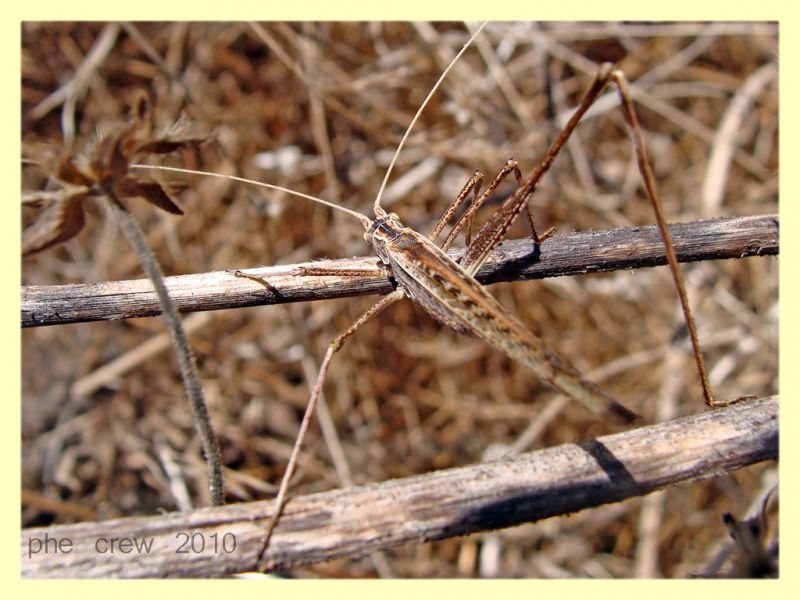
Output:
152,25,736,566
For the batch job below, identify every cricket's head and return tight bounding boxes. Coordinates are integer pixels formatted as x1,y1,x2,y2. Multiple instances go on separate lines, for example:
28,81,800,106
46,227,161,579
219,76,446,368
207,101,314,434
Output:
363,211,404,256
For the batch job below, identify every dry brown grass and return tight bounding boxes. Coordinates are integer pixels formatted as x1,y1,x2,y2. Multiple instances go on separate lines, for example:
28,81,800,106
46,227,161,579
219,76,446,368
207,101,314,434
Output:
22,22,778,577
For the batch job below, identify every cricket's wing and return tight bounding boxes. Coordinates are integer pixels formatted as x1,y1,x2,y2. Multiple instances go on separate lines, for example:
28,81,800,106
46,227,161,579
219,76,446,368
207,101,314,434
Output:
386,229,638,424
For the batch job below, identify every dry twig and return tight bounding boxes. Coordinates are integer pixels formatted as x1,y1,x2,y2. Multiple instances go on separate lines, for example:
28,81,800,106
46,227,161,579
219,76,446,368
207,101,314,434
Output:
22,214,778,327
21,395,777,578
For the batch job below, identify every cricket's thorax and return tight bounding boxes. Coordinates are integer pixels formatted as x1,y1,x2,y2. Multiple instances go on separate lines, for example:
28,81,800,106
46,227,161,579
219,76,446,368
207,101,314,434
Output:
365,216,406,264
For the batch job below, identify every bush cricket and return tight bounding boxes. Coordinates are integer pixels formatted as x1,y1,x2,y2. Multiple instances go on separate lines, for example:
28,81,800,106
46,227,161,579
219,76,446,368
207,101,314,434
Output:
210,25,717,567
152,23,741,565
21,22,780,576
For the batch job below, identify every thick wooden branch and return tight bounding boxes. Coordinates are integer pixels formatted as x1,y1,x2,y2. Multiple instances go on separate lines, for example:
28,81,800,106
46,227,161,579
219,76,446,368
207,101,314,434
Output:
21,214,778,327
21,395,777,578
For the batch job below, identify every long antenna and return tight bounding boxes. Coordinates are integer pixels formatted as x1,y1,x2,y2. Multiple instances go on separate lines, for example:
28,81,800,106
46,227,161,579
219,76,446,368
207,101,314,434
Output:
133,164,373,228
373,22,487,216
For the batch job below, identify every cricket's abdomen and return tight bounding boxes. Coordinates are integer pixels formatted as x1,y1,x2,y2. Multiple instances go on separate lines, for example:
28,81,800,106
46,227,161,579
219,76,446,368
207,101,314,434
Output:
381,227,638,424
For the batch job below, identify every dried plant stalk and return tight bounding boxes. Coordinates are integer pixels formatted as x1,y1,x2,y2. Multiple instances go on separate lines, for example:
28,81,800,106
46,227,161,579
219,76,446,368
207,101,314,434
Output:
21,214,778,327
21,395,777,578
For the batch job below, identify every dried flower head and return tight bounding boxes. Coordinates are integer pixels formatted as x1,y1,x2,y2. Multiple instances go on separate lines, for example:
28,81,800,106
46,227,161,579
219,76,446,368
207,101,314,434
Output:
22,92,208,256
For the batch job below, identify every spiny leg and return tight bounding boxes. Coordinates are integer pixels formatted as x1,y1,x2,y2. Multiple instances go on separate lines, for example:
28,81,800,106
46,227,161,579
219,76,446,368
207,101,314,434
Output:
464,160,556,250
437,160,554,253
440,162,510,249
292,265,387,278
514,168,557,249
607,67,715,407
254,289,405,569
458,62,714,407
428,169,483,244
479,159,557,249
459,65,626,276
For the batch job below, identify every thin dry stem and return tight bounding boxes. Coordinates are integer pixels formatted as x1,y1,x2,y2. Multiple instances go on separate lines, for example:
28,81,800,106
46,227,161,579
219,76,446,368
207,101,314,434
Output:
21,215,778,327
105,191,223,507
